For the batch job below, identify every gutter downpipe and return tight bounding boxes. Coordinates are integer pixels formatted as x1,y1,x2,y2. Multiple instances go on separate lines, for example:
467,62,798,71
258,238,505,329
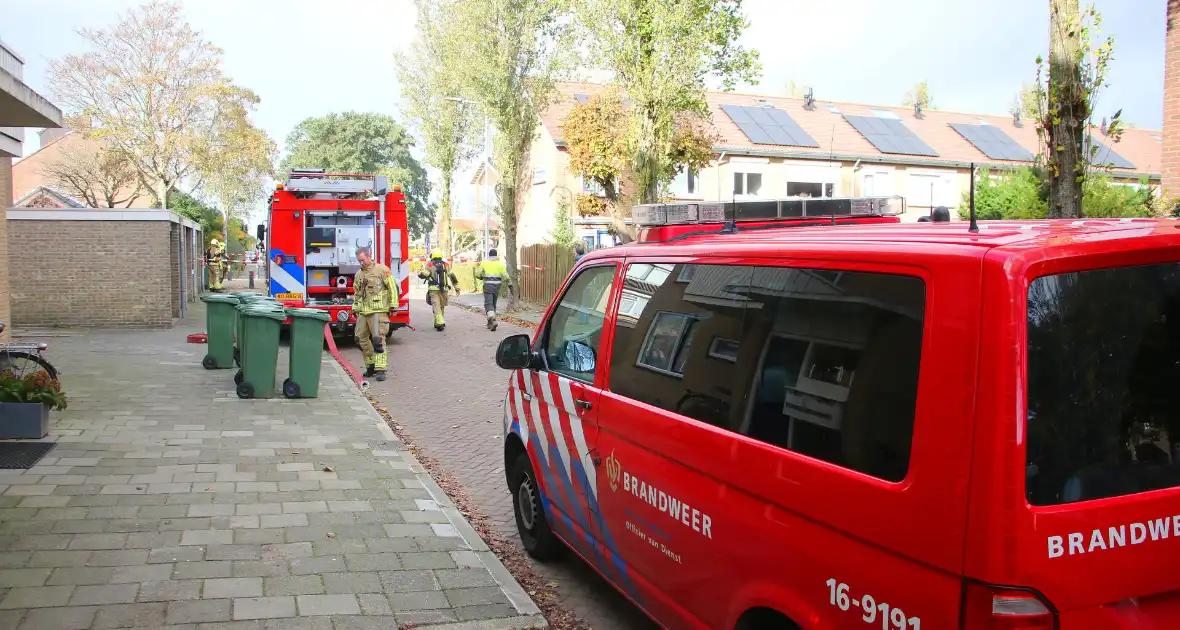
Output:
716,152,728,199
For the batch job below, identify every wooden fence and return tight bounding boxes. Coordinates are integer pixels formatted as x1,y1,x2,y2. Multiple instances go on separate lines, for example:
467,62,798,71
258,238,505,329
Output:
518,243,576,303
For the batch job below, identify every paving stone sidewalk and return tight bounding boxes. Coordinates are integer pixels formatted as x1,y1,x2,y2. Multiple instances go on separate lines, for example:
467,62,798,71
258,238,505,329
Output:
0,309,544,629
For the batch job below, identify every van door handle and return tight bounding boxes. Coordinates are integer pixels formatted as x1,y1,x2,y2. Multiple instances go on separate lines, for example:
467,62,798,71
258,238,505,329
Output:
574,399,592,411
521,392,533,402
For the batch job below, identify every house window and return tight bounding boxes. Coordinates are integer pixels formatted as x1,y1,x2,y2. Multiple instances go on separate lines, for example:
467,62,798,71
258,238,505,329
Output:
786,182,835,198
533,168,547,185
862,170,892,197
906,172,956,208
733,172,763,196
581,176,618,197
670,167,700,198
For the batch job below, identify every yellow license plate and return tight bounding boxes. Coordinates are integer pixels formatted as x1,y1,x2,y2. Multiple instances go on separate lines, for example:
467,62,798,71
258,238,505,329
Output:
275,293,302,300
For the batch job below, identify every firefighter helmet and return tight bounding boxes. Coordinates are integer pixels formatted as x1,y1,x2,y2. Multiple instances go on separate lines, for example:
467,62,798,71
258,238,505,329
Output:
430,250,443,260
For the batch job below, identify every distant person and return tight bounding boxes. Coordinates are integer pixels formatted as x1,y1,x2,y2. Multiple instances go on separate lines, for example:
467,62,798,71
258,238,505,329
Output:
574,242,586,262
418,250,460,331
917,216,932,223
474,248,512,332
932,206,951,222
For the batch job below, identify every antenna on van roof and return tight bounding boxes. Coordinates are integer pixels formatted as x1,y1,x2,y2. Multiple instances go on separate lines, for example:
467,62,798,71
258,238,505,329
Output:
968,162,979,233
722,189,737,234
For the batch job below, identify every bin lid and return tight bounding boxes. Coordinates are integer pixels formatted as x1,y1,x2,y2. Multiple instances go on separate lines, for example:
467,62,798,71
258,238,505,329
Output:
237,294,275,302
200,294,240,304
239,307,290,322
285,308,332,322
237,302,285,313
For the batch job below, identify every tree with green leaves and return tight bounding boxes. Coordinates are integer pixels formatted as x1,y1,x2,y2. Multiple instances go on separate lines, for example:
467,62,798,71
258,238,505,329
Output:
549,190,579,250
902,80,935,110
396,0,479,258
576,0,760,211
1010,81,1041,120
47,1,273,211
1032,1,1121,218
426,0,573,306
280,112,435,239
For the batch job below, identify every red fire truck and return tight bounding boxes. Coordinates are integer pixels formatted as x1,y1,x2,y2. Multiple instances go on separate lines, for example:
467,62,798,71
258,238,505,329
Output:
262,169,410,336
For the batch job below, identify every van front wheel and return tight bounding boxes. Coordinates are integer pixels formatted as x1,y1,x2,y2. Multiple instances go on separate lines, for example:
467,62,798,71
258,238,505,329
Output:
509,452,559,560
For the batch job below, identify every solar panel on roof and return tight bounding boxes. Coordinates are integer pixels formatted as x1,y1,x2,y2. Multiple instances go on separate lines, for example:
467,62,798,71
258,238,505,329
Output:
948,123,1035,162
843,115,939,157
720,105,820,148
1085,136,1135,169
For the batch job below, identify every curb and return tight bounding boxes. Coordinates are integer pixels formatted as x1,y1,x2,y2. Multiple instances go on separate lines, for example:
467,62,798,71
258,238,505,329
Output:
326,359,548,628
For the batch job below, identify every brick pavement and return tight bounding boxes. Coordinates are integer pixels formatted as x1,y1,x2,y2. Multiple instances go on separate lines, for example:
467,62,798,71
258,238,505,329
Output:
0,308,545,629
351,297,658,630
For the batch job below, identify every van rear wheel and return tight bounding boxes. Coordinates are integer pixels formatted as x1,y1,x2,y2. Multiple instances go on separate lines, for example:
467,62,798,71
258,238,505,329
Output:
509,452,559,560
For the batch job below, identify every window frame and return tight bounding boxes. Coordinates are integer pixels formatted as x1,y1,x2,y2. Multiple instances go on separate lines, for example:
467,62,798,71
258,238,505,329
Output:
732,171,765,198
635,310,698,378
669,166,702,199
536,262,621,386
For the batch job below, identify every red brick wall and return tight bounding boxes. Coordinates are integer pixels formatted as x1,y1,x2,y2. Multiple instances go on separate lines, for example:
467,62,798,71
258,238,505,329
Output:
7,220,176,327
0,159,11,341
1165,0,1180,197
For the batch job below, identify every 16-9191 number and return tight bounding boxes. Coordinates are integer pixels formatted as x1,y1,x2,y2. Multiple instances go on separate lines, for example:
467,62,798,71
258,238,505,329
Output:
826,579,920,629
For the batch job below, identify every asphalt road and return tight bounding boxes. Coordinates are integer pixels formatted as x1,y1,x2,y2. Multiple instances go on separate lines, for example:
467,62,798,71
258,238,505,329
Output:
341,296,658,630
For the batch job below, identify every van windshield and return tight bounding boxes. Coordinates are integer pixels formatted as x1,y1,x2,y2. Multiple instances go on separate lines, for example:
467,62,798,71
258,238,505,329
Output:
1026,262,1180,506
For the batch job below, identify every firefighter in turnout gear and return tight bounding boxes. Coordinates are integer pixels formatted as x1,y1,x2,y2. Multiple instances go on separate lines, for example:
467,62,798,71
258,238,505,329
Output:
473,248,512,331
353,247,399,381
418,250,459,331
205,239,228,290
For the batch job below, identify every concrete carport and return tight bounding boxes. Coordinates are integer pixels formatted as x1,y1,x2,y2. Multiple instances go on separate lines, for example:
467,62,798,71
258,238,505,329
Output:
0,36,64,340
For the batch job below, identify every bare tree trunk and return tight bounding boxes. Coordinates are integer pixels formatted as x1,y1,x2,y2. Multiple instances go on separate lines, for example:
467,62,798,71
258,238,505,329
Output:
1048,0,1085,218
604,180,635,243
502,183,519,309
155,180,170,210
440,174,453,259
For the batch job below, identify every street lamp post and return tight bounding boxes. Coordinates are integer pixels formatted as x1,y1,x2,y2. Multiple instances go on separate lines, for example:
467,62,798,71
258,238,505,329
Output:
441,97,491,256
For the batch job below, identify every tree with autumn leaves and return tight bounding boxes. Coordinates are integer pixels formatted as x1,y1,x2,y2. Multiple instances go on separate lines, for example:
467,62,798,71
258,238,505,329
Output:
567,0,760,241
48,1,275,231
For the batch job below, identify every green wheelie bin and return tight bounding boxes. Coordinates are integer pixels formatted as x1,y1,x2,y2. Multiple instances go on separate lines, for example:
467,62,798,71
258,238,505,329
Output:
199,294,240,369
282,308,331,398
233,295,280,368
234,301,286,386
235,306,287,399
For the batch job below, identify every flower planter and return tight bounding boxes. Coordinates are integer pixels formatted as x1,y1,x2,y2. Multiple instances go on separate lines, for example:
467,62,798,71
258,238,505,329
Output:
0,403,49,439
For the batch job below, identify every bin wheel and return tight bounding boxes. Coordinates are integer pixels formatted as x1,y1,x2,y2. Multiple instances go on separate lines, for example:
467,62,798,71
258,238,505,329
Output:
236,383,254,399
202,355,218,370
282,378,300,399
234,370,243,385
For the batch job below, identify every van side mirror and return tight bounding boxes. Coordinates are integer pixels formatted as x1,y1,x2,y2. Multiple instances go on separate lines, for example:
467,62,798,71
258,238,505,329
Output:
496,334,533,370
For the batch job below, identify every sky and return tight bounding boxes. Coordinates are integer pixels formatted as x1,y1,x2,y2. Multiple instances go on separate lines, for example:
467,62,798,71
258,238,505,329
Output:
0,0,1169,226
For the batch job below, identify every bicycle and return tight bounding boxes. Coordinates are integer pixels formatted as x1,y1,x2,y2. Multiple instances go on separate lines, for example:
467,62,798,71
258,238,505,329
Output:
0,322,58,381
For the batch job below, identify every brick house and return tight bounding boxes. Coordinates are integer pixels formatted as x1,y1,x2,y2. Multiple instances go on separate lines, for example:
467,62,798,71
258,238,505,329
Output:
1,36,63,340
1164,0,1180,197
12,127,153,209
7,209,203,328
515,82,1164,253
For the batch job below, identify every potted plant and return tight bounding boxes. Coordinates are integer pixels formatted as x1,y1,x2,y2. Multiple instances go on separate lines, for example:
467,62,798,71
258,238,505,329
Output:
0,370,67,439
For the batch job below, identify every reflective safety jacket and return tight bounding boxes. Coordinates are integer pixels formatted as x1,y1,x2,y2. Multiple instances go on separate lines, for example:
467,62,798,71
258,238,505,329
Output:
353,263,398,315
418,259,459,292
474,257,511,290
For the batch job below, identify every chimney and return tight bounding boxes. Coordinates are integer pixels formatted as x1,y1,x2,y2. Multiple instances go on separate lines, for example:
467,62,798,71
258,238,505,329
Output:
1013,111,1023,128
913,102,923,120
1164,0,1180,197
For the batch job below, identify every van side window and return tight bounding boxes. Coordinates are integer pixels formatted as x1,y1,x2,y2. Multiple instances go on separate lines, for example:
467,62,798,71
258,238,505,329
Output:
541,265,616,382
1026,263,1180,506
609,263,926,482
